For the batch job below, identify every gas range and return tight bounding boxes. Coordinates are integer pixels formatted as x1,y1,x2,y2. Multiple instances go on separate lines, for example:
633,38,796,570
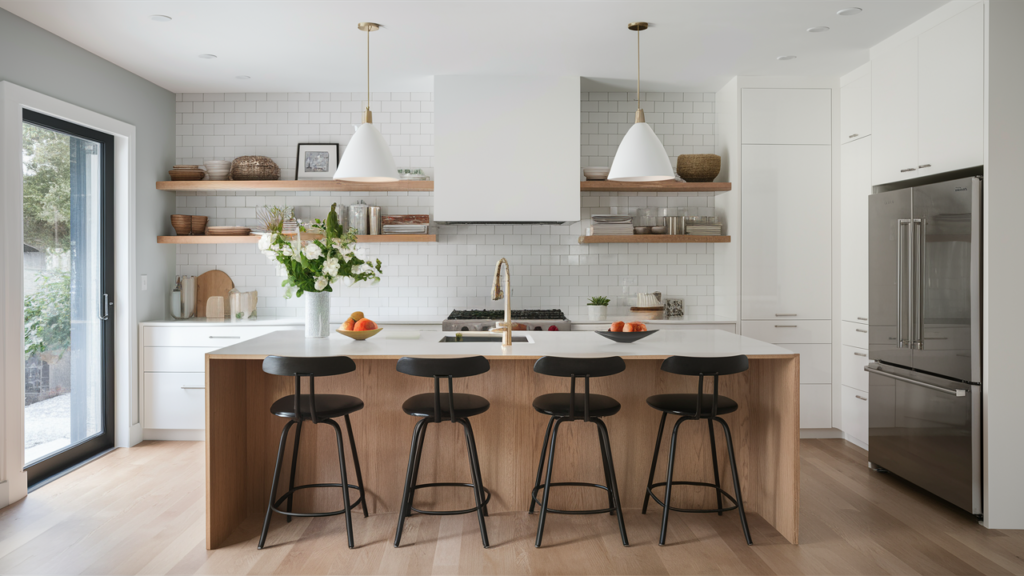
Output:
442,309,571,332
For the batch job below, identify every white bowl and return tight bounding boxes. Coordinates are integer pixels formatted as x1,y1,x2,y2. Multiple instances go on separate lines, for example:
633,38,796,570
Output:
583,167,611,180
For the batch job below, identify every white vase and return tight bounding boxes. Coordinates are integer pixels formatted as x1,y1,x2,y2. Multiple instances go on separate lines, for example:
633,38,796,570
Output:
587,305,607,321
305,292,331,338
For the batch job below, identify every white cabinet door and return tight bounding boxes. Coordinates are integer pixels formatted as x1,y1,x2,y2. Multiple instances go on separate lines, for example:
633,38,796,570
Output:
841,345,870,393
918,3,984,176
841,385,869,445
143,347,218,373
741,320,831,344
741,145,832,320
872,38,919,185
741,89,832,145
144,372,206,430
841,75,871,144
840,136,871,324
801,384,833,429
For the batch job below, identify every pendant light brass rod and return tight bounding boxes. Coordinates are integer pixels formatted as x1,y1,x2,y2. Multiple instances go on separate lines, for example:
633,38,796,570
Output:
636,26,640,110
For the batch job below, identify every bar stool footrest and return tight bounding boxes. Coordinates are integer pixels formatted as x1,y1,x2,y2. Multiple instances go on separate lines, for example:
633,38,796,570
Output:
531,482,616,515
409,482,491,516
646,481,739,513
270,483,365,517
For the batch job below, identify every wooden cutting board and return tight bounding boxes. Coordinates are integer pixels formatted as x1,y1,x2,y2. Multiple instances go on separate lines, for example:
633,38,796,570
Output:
196,270,234,318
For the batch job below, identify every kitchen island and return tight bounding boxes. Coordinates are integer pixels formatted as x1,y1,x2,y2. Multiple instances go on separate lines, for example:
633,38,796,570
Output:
205,329,800,548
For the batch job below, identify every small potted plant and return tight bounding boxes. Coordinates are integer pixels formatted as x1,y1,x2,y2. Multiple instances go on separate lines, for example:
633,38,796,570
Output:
587,296,610,321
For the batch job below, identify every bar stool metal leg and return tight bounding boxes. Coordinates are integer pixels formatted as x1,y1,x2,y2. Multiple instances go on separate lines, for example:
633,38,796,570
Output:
707,418,724,516
345,415,369,518
394,418,428,548
460,418,490,548
461,418,489,517
659,416,688,546
598,426,615,515
285,420,302,523
529,416,555,514
717,417,752,545
642,412,668,515
535,417,565,548
259,420,295,550
595,418,629,546
407,421,427,515
327,419,355,549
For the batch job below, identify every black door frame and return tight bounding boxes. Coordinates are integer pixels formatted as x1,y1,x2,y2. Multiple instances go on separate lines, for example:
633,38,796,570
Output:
22,109,115,488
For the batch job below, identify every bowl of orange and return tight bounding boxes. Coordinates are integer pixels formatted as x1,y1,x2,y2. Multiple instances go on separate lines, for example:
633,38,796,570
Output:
597,321,658,343
336,311,383,340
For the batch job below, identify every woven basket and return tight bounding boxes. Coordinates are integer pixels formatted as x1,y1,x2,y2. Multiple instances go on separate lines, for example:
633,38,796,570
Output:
230,156,281,181
676,154,721,182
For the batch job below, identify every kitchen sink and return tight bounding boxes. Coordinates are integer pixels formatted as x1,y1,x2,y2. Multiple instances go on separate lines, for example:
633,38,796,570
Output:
439,336,530,343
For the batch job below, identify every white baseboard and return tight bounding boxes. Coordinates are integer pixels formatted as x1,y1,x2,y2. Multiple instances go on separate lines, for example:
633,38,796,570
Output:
142,429,204,442
800,428,846,439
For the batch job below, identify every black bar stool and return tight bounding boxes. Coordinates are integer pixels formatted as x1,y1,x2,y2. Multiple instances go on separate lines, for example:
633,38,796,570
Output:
642,355,752,546
530,356,628,548
393,356,492,548
258,355,368,550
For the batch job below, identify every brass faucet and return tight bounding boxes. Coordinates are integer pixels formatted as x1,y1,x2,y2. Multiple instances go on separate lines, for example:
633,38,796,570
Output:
490,258,513,347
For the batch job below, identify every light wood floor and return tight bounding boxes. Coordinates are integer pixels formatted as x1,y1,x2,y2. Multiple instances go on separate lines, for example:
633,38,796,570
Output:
1,439,1022,576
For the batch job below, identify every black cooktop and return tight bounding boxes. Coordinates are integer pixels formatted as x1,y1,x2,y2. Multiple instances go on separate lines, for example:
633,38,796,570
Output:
447,309,567,321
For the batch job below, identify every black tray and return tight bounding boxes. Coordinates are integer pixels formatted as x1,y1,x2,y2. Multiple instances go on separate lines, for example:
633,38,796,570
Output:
596,330,659,343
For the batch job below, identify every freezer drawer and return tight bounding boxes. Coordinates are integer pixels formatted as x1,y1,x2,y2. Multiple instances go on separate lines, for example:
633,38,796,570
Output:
867,363,980,515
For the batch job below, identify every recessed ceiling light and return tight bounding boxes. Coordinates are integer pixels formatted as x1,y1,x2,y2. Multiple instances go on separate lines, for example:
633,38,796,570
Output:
837,7,863,16
235,76,250,80
807,26,830,33
777,55,797,61
149,14,171,22
198,54,217,59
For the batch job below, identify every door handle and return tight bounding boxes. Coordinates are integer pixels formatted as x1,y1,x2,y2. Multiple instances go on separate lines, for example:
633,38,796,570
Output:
856,328,867,333
854,352,867,357
913,218,926,349
897,219,911,348
900,168,917,173
848,133,859,139
864,366,966,397
181,386,205,390
99,293,110,321
774,325,798,328
857,317,868,321
208,335,241,339
855,395,867,401
918,164,931,169
775,313,797,317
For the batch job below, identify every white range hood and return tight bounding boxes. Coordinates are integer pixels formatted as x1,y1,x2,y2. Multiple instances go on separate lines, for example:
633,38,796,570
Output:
434,75,580,223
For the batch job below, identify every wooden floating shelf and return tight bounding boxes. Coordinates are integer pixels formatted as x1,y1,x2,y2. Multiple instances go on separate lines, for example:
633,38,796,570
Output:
580,181,732,192
157,180,732,193
157,234,436,244
578,235,731,244
156,180,434,192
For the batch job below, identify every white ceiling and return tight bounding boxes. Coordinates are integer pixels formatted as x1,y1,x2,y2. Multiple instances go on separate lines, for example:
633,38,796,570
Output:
1,1,947,94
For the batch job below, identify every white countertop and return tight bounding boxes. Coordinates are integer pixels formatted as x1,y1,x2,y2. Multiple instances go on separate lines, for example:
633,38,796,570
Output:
139,316,443,327
209,329,793,360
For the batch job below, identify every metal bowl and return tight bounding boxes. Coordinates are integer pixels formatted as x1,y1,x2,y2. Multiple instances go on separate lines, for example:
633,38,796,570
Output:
633,226,652,235
651,226,667,234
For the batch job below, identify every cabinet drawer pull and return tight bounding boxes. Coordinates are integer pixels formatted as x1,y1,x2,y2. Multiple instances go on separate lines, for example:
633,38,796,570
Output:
854,352,867,357
857,317,868,321
775,313,797,317
918,164,931,169
774,325,798,328
900,168,917,173
855,328,867,333
848,133,859,139
181,386,205,390
208,335,241,339
855,395,867,401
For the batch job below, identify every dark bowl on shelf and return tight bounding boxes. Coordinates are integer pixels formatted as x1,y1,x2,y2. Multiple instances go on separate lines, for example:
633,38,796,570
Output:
596,330,659,343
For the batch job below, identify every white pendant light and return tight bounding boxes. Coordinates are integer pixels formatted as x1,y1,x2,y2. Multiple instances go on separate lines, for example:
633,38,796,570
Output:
608,22,675,182
334,22,398,182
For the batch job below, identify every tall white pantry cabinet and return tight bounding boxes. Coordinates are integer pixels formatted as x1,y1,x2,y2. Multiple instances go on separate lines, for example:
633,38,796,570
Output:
739,87,834,430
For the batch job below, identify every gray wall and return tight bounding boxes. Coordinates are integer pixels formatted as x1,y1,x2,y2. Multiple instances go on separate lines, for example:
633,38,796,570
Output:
0,8,175,321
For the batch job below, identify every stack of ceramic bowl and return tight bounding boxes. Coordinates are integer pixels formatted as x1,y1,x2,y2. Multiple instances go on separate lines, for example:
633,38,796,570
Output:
168,165,206,181
583,167,610,181
170,215,192,235
191,215,208,235
204,160,231,181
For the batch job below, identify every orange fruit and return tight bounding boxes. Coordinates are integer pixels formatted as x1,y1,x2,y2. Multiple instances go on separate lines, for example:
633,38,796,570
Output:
341,318,355,331
610,321,625,332
622,322,635,332
354,318,377,331
634,322,647,332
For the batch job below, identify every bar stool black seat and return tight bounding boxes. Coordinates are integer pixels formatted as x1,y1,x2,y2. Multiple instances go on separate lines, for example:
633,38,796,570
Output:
394,356,492,549
530,356,628,548
258,355,368,550
643,355,752,546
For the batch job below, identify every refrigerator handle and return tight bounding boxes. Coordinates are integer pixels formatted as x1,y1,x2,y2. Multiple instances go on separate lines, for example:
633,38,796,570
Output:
897,219,912,348
864,365,967,397
913,218,926,350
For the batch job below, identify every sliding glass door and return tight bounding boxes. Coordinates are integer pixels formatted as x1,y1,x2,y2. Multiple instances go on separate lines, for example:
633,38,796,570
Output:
22,109,114,487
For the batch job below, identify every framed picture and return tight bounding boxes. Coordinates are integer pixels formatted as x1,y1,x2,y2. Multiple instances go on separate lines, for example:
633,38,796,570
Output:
295,143,339,180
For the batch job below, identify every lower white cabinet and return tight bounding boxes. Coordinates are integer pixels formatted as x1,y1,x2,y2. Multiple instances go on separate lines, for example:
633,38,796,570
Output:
841,385,869,446
800,384,833,429
841,345,870,393
144,373,206,430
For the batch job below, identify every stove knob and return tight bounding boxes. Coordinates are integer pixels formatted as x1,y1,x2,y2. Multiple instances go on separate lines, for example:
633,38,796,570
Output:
460,326,470,332
533,326,542,331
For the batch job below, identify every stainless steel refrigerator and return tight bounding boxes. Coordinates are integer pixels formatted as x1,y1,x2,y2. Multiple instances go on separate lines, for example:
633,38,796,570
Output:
867,174,982,517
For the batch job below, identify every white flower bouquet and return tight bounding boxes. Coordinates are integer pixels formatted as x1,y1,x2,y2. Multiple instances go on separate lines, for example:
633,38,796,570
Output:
259,203,383,298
